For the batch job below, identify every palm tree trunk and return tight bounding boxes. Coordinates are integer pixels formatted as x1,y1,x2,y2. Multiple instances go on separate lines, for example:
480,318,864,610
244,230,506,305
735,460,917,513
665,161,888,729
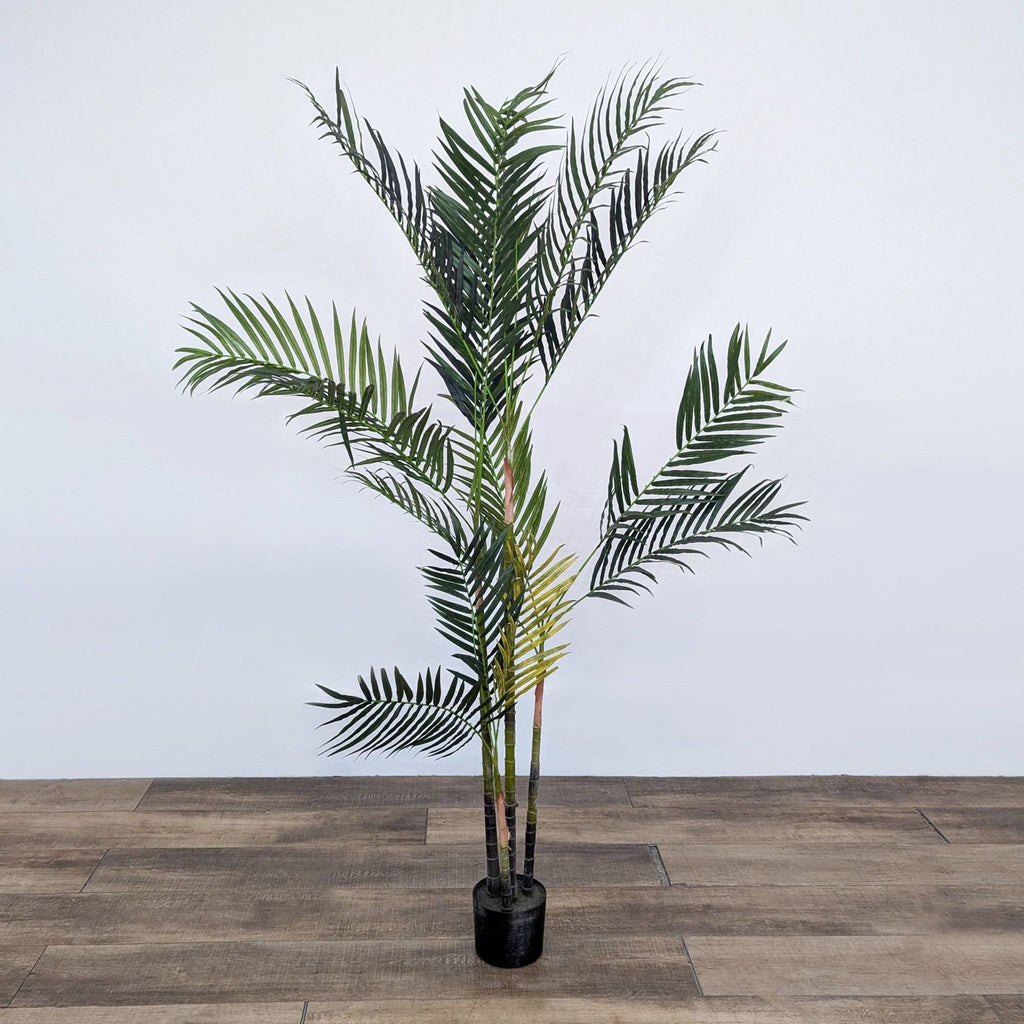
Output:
481,738,500,895
499,454,517,901
520,678,544,892
472,557,500,895
494,779,513,908
504,701,517,899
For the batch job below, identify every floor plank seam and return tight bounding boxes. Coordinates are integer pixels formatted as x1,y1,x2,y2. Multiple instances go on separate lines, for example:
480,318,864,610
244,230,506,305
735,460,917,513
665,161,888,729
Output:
129,781,153,811
624,778,636,808
917,808,952,843
647,844,671,886
984,993,1022,1022
79,848,109,893
5,945,47,1008
679,936,704,996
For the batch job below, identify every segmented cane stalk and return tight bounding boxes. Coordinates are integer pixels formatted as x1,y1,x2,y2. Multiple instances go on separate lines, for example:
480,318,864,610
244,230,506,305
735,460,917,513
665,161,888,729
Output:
521,678,544,892
500,455,518,900
494,786,513,908
504,701,517,899
481,738,500,895
473,578,500,895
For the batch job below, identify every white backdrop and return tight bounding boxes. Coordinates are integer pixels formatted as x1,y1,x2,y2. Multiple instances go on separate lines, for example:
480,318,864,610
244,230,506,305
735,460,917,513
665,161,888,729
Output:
3,1,1022,778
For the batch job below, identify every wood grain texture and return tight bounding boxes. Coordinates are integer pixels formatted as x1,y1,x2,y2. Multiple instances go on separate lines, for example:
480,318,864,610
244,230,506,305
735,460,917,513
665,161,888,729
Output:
0,1006,303,1023
0,889,469,944
304,995,1004,1023
687,934,1024,995
5,883,1022,947
546,884,1024,937
0,810,426,849
1,947,44,1008
659,842,1024,886
0,850,106,894
10,937,698,1006
0,780,151,812
82,843,661,892
4,775,1023,1014
626,777,1024,809
987,995,1024,1023
921,809,1024,844
428,805,941,845
138,776,630,811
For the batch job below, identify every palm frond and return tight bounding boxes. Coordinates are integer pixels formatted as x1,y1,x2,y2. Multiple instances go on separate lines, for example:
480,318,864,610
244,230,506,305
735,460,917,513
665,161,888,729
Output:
347,467,466,550
598,325,797,538
420,525,519,706
446,398,556,546
495,544,576,701
674,325,796,464
295,69,563,427
311,666,480,758
589,467,806,604
448,425,508,529
291,72,437,275
587,328,804,603
174,291,468,541
532,64,715,377
293,74,479,419
425,71,563,425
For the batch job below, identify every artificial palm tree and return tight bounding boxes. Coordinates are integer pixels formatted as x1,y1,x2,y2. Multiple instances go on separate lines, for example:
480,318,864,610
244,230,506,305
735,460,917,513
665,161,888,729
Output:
174,62,805,966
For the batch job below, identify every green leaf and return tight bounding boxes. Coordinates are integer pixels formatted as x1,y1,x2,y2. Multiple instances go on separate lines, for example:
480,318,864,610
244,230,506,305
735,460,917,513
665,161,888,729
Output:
532,64,716,379
311,666,482,758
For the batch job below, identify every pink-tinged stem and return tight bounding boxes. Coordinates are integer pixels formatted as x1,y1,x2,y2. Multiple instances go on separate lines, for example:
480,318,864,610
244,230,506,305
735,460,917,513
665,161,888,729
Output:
494,787,513,908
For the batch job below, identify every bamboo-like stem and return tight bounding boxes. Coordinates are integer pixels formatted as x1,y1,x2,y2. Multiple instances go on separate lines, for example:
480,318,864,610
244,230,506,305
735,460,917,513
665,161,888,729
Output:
500,454,518,901
520,678,544,892
504,701,517,899
480,736,500,895
494,783,513,908
474,573,500,896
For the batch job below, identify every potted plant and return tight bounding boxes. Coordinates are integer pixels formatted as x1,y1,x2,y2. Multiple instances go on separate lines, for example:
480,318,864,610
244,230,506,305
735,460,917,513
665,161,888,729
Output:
174,62,805,968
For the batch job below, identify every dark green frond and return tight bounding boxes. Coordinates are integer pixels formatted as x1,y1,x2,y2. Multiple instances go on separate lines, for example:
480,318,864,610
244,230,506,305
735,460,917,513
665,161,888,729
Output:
348,466,466,550
425,71,563,426
311,666,480,758
589,468,806,604
588,329,804,603
174,291,468,541
292,74,480,419
674,325,795,463
597,326,796,537
419,525,518,698
448,424,508,528
295,68,565,427
532,65,715,377
291,73,437,273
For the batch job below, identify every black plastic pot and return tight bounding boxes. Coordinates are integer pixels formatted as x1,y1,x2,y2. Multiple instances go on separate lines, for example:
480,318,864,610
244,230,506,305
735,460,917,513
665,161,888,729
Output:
472,876,546,968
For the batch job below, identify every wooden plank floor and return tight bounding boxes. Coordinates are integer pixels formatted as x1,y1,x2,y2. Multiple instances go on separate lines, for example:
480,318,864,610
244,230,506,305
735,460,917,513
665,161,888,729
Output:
0,776,1022,1023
